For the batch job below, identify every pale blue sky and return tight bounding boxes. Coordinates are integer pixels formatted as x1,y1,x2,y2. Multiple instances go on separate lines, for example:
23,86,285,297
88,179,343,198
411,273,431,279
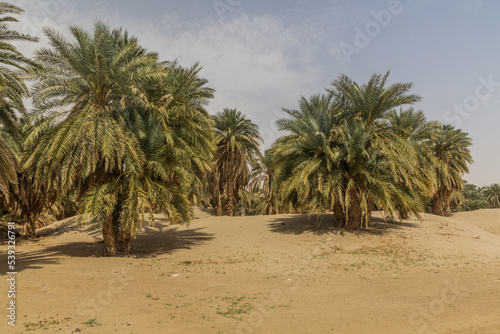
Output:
13,0,500,186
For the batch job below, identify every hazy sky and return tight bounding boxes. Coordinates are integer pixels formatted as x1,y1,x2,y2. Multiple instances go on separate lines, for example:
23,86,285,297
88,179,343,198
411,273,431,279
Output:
12,0,500,186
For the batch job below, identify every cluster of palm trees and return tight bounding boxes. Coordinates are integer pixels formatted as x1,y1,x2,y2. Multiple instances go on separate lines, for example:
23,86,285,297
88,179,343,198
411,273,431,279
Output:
1,4,216,254
257,73,474,229
0,2,481,254
454,183,500,211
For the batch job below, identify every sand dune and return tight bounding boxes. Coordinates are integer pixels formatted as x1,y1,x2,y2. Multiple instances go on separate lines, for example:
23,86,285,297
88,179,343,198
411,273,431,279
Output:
1,209,500,333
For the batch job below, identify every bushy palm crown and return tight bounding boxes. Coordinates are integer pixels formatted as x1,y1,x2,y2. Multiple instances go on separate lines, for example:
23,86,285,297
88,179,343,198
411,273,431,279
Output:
384,108,439,143
327,72,421,127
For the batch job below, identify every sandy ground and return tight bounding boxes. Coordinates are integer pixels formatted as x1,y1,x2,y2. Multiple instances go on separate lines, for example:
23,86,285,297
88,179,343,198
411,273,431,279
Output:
1,207,500,334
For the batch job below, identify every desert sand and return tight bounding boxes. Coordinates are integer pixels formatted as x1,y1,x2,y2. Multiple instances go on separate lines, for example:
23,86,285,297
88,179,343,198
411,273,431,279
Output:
1,208,500,334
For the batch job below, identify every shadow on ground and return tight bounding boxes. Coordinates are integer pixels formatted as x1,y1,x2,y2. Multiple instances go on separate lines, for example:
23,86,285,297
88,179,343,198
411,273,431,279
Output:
35,216,102,238
268,213,422,236
0,220,213,274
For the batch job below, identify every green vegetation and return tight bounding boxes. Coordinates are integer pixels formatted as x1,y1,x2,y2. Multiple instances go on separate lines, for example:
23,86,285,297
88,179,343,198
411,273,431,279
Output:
210,108,262,216
0,2,37,199
0,1,495,253
272,74,427,228
83,318,102,327
216,297,253,321
484,183,500,208
452,182,500,212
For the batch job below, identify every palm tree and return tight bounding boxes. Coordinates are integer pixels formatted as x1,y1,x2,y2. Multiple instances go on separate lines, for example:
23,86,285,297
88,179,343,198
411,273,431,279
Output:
456,182,488,211
484,184,500,208
383,110,473,215
0,129,17,199
273,94,337,215
273,73,423,229
429,125,473,215
140,61,215,209
212,108,262,216
249,149,278,214
0,2,37,200
24,22,213,253
3,115,63,237
383,108,439,218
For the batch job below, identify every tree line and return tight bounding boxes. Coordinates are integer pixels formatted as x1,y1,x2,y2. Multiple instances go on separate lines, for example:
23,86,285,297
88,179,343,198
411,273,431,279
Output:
1,2,496,254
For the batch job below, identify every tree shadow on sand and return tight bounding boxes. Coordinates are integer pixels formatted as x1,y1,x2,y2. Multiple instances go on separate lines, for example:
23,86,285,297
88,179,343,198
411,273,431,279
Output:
268,213,422,236
1,219,213,273
0,239,62,275
35,216,102,238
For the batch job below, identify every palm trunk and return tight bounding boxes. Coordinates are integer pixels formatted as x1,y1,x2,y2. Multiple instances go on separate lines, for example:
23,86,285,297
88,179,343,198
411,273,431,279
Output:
216,195,223,216
334,188,370,230
103,199,123,254
110,191,130,254
398,208,410,220
118,227,133,253
431,189,446,215
443,191,451,214
22,215,36,238
226,179,234,216
227,192,234,216
345,193,364,230
333,200,345,227
102,213,117,254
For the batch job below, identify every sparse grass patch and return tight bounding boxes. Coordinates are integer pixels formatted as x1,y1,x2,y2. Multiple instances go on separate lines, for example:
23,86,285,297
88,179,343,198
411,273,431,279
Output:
83,318,102,327
217,297,254,321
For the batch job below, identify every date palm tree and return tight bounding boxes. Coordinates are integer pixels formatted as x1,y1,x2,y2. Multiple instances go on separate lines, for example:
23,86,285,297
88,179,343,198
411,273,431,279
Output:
24,22,214,253
273,94,337,215
274,73,423,229
213,108,262,216
0,129,17,199
3,115,64,237
383,108,439,218
140,61,215,209
249,149,278,214
429,124,473,215
0,2,37,199
484,183,500,208
455,182,488,211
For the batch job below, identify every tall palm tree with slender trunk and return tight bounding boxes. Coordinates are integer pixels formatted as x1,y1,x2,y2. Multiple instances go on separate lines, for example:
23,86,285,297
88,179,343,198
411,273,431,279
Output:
213,109,262,216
